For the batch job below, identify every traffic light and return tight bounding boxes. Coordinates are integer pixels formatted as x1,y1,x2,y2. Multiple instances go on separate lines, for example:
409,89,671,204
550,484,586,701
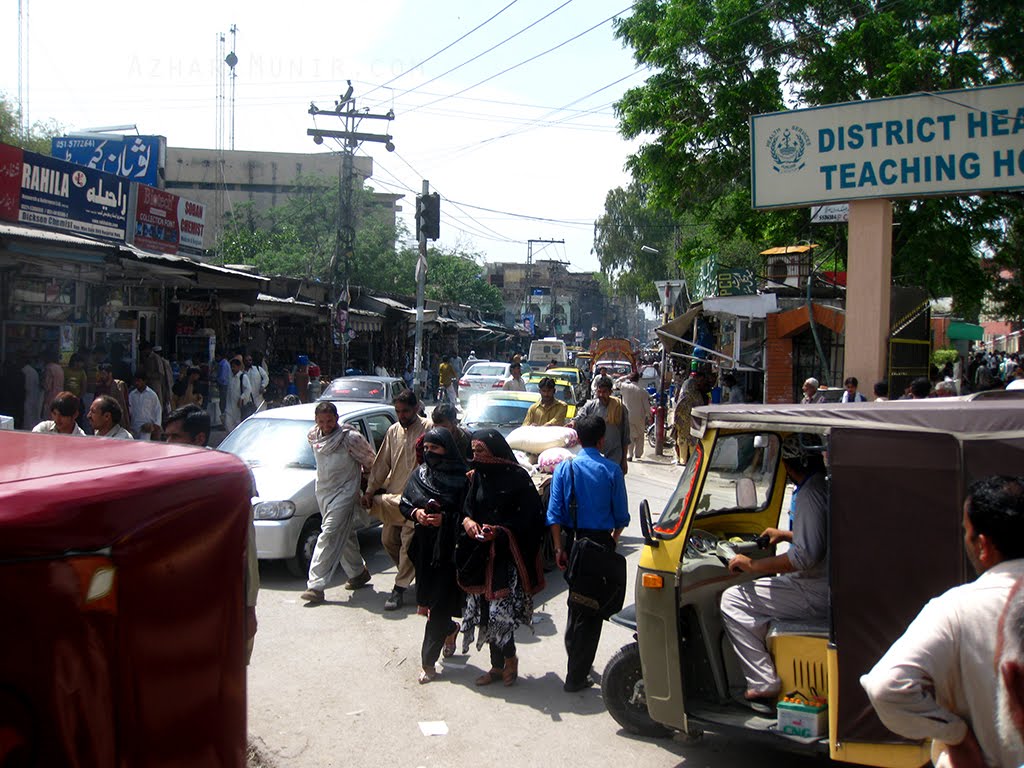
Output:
416,193,440,240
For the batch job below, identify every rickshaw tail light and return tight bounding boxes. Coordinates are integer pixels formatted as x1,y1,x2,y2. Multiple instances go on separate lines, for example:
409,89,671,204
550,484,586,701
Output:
641,573,664,589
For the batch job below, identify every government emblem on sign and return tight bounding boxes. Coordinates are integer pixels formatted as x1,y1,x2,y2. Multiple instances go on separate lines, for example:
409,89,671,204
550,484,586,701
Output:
767,126,809,173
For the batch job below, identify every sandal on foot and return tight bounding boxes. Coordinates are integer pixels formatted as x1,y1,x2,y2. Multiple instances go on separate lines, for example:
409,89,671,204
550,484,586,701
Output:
442,623,459,658
418,668,439,684
475,669,502,686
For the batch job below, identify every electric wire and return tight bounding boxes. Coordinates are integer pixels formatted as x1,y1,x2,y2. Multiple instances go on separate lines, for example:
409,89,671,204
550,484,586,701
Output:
368,0,578,110
406,3,636,115
359,0,523,102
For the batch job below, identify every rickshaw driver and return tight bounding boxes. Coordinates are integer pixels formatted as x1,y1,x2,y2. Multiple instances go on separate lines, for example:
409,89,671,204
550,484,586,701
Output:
719,435,829,710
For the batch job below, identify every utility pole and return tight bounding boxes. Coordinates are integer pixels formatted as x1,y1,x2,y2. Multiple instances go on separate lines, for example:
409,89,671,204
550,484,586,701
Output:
413,180,430,399
412,185,440,398
307,83,395,376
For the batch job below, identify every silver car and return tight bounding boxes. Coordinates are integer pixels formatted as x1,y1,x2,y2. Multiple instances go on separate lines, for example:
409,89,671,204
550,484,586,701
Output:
458,361,532,406
217,401,395,577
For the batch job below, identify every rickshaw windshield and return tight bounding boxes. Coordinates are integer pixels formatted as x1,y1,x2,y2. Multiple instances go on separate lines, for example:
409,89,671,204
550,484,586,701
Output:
654,444,702,537
654,432,780,537
692,432,779,519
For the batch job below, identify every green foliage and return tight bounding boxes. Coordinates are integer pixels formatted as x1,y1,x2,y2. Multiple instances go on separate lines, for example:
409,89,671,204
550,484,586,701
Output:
932,348,960,366
424,247,503,312
611,0,1024,315
215,174,415,293
0,93,62,154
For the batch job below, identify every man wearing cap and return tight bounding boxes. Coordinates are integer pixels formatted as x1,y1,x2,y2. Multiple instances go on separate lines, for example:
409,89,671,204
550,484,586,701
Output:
502,361,527,392
800,377,826,404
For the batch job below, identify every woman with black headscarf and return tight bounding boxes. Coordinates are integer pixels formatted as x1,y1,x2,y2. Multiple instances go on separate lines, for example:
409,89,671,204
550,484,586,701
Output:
457,428,546,686
400,427,469,684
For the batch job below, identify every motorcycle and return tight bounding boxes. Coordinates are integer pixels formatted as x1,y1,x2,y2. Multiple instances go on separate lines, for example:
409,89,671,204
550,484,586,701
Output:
645,402,674,449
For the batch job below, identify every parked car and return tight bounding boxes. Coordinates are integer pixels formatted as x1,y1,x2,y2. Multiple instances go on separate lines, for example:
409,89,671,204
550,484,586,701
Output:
319,375,406,404
217,401,396,577
458,361,532,406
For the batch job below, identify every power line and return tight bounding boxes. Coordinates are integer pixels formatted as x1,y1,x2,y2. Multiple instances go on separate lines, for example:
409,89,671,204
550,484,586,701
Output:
406,3,636,115
360,0,523,102
371,0,577,109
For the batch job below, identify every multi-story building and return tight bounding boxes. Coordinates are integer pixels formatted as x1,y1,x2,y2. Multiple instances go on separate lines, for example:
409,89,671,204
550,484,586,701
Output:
484,259,610,344
164,147,401,253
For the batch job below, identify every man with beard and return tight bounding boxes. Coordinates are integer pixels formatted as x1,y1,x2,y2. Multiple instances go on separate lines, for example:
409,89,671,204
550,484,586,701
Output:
862,476,1024,768
362,389,428,610
93,363,131,424
573,376,630,475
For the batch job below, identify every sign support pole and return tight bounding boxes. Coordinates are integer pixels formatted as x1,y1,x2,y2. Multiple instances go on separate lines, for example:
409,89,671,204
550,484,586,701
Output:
845,198,892,387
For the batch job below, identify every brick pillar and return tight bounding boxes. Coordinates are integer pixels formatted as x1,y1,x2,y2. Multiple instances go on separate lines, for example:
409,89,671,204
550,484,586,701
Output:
764,313,794,403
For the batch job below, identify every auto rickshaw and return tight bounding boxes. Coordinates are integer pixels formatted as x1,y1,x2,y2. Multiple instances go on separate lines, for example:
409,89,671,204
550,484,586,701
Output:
0,432,253,767
603,398,1024,766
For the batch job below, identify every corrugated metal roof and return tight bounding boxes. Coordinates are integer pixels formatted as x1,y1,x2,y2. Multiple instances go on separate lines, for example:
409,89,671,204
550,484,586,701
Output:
0,222,114,248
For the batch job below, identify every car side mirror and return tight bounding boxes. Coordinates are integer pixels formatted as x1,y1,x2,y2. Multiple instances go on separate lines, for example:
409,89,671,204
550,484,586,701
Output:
639,499,659,548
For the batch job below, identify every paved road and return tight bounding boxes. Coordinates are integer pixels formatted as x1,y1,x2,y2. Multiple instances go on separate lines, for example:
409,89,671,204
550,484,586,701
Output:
246,453,825,768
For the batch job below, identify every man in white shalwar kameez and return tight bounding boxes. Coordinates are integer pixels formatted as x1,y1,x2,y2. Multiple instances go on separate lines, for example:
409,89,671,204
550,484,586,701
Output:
300,401,377,604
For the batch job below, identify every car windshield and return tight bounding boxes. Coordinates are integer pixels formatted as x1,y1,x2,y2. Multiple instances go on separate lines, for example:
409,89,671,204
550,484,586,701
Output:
463,399,532,428
321,379,385,401
525,381,574,403
655,432,780,537
218,418,316,469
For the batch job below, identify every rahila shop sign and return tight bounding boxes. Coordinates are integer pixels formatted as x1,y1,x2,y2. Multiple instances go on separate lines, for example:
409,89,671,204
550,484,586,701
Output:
751,82,1024,209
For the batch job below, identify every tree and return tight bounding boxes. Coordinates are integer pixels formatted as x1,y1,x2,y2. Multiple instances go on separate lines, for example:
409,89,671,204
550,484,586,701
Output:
0,93,62,154
612,0,1024,314
424,247,504,312
215,174,416,293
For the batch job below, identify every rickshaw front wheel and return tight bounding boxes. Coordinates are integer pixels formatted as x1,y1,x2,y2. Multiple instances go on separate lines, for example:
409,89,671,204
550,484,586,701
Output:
602,642,672,738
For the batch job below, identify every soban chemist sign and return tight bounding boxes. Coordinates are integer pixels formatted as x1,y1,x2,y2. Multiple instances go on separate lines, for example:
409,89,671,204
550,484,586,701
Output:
751,81,1024,209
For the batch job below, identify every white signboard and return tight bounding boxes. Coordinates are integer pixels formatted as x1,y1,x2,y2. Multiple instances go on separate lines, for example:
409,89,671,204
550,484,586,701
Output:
751,82,1024,209
811,203,849,223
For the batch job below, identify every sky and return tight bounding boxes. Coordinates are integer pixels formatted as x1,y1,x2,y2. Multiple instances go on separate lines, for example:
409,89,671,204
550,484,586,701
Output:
2,0,649,273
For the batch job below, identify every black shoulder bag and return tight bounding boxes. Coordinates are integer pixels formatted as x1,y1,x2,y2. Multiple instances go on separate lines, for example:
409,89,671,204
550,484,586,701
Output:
564,461,627,620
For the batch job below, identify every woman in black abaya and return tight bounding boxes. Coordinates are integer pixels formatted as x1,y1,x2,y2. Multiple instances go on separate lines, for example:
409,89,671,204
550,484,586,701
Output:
400,427,469,684
457,428,546,686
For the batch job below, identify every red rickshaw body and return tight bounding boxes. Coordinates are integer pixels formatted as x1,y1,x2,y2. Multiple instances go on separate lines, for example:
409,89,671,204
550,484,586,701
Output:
0,432,252,767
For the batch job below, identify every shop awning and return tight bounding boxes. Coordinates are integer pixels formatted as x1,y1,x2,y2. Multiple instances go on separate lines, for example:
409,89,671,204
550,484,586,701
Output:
947,321,984,341
121,245,269,292
349,308,384,333
655,304,702,344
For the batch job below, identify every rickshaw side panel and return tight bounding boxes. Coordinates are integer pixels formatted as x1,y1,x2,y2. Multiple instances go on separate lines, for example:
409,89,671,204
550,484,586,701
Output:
0,433,252,767
829,428,964,748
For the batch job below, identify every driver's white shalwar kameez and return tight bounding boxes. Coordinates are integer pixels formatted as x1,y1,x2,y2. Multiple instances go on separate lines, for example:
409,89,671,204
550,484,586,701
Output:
305,424,376,592
720,471,829,695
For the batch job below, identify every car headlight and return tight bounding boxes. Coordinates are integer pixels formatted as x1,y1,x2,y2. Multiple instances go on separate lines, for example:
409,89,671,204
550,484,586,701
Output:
253,500,296,520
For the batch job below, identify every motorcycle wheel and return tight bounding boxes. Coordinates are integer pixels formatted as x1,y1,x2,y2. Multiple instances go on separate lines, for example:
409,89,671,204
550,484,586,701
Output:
646,426,657,449
602,642,672,738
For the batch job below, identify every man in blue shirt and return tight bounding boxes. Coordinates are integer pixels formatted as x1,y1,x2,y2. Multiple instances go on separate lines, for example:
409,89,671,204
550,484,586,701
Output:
547,414,629,692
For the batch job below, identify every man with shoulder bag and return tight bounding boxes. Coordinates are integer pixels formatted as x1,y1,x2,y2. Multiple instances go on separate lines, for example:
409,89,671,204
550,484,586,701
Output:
546,414,629,692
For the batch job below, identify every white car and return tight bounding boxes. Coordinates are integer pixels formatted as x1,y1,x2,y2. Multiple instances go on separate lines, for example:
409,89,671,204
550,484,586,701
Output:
458,361,532,406
217,401,395,577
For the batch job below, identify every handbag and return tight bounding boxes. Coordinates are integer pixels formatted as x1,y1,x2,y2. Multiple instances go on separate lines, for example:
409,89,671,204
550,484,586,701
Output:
564,463,627,620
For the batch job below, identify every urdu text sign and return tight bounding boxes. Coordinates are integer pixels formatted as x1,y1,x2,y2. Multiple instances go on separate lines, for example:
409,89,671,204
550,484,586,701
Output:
750,82,1024,209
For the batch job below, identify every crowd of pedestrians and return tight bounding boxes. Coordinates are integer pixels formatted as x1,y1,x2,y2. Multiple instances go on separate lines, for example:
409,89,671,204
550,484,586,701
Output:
301,381,629,693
